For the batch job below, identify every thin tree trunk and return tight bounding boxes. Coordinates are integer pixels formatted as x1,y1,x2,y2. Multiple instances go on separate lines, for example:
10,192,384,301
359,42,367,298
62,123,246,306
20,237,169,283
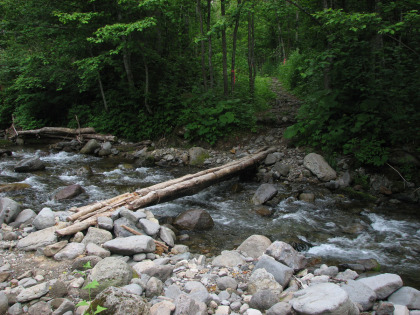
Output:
221,0,229,95
230,0,242,93
207,0,214,89
197,0,208,90
143,59,152,114
322,0,332,90
248,4,256,95
277,16,286,60
97,74,108,112
122,35,135,90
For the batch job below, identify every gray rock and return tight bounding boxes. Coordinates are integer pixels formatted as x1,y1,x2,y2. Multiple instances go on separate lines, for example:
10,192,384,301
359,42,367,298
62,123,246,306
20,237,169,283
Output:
133,253,147,262
132,261,174,282
17,282,49,302
18,277,37,288
253,254,294,287
266,302,294,315
12,209,36,227
237,235,272,259
249,289,280,311
98,142,112,156
90,286,149,315
150,300,176,315
248,268,283,295
299,192,315,202
272,162,291,178
212,250,246,267
81,227,113,246
54,242,86,260
71,256,102,271
120,207,146,223
28,301,52,314
174,294,207,315
290,283,359,315
85,243,111,258
388,286,420,309
122,283,143,296
358,273,403,300
113,217,143,237
0,291,8,315
265,153,279,166
393,304,410,315
138,218,160,236
341,280,377,311
265,241,307,270
54,184,85,200
43,241,69,257
189,288,210,305
14,157,46,172
173,208,214,231
97,216,114,230
32,207,55,230
80,139,101,154
49,280,68,298
103,235,155,255
252,184,278,205
165,284,183,300
146,277,163,298
171,244,189,255
8,303,23,315
188,147,209,166
376,301,394,315
159,226,175,247
185,281,207,293
52,299,75,315
17,223,66,251
0,197,22,225
336,269,359,281
217,276,238,290
85,257,133,298
314,264,339,277
303,153,337,181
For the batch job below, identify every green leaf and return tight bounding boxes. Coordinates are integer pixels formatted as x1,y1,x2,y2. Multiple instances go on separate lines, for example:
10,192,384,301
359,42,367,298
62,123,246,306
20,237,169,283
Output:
76,300,89,307
94,305,108,314
83,280,100,290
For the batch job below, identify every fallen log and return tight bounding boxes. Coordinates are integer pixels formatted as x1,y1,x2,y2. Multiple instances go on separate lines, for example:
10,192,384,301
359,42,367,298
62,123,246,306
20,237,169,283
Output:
55,147,276,237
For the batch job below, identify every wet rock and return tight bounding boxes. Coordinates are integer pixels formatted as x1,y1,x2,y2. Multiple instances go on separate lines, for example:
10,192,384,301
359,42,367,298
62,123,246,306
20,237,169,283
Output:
0,183,31,192
85,243,111,258
54,184,85,201
290,283,358,315
188,147,209,166
265,241,307,271
80,139,101,154
98,142,112,156
103,235,155,255
358,273,403,299
212,250,246,267
54,243,86,260
90,286,150,315
252,184,278,205
272,162,291,178
237,234,272,259
303,153,337,181
299,192,315,202
14,157,46,172
173,208,214,231
76,165,93,176
85,257,133,298
17,223,66,251
0,197,22,225
81,227,113,246
388,286,420,309
249,289,280,311
248,268,283,295
254,254,294,287
12,209,36,227
341,280,376,311
32,207,55,230
16,282,49,302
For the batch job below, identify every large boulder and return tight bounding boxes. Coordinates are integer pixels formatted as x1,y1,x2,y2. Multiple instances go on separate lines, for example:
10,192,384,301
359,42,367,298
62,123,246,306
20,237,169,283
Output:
0,197,22,224
54,184,85,200
237,235,272,259
388,286,420,309
188,147,209,166
252,184,278,205
290,283,359,315
341,280,377,311
173,209,214,231
265,241,307,270
85,257,133,298
253,254,293,288
14,157,46,172
303,153,337,181
358,273,403,300
80,139,101,154
103,235,156,255
32,207,55,230
90,286,149,315
11,208,36,227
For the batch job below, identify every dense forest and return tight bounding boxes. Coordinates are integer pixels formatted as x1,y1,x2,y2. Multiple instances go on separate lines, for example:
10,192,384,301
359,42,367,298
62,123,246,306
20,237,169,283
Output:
1,0,419,167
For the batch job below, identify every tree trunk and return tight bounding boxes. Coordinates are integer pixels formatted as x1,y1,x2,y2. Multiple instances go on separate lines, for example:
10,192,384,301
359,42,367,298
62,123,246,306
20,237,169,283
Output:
207,0,214,89
143,58,152,114
230,0,242,93
221,0,229,95
197,0,208,91
55,147,276,237
97,74,108,112
248,4,256,95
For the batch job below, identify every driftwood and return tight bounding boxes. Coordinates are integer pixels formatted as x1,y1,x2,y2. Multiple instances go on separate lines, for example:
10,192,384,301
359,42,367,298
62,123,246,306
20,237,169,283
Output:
55,147,276,237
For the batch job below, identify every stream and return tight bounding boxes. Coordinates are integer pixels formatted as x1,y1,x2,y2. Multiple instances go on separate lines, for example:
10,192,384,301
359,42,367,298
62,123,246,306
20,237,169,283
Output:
1,145,419,289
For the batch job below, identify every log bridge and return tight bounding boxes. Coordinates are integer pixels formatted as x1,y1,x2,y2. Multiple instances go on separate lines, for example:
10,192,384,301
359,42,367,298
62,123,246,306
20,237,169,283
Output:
55,147,276,237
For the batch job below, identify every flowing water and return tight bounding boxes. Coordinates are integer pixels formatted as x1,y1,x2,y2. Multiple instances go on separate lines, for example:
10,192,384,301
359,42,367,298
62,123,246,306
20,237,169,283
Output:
1,145,419,288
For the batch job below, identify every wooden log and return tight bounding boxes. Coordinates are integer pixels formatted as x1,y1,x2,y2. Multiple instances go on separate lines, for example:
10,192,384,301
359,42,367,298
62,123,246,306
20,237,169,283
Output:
55,147,276,237
13,127,95,137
